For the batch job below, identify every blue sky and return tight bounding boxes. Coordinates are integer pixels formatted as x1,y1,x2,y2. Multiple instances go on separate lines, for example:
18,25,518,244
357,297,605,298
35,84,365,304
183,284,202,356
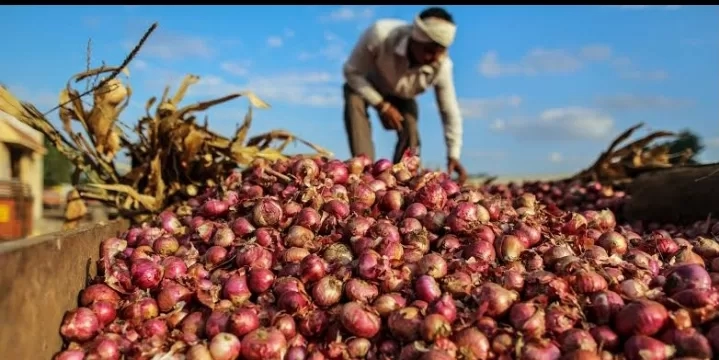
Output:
1,5,717,175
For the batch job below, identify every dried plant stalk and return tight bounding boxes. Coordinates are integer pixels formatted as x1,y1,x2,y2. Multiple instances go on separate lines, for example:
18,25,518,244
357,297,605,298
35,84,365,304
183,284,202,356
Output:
0,22,331,225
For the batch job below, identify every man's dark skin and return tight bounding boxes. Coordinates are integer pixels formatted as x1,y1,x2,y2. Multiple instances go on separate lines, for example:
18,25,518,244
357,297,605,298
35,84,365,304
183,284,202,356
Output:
373,35,469,184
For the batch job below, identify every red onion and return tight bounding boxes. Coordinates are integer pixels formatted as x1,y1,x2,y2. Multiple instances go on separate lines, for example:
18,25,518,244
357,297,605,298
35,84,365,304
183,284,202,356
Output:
273,314,297,339
252,198,283,227
496,234,526,262
299,253,328,283
475,283,518,317
241,327,288,360
429,293,457,323
414,275,442,303
588,291,624,324
388,306,423,342
89,301,116,327
623,335,675,360
323,160,349,184
560,329,597,353
453,327,490,359
60,307,100,342
347,337,372,358
340,301,381,338
374,293,407,317
521,339,561,360
121,297,159,323
236,244,274,269
416,182,447,210
344,278,379,303
615,300,668,336
228,307,260,337
420,314,452,342
80,284,121,307
130,259,164,290
663,263,712,295
298,309,329,338
223,273,251,306
596,231,628,256
208,332,242,360
659,327,713,358
247,267,275,294
509,302,546,337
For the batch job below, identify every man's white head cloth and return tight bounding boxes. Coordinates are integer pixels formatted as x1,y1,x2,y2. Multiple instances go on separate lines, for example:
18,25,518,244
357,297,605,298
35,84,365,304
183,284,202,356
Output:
411,15,457,47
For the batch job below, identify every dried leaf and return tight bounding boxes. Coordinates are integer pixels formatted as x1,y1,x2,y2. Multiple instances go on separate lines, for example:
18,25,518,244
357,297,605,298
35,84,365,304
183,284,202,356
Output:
63,189,88,230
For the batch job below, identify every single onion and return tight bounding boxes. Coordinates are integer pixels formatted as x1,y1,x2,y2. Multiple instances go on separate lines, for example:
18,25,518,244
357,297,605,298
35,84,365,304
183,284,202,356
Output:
615,300,668,336
340,301,381,338
623,335,675,360
241,327,288,360
60,307,99,342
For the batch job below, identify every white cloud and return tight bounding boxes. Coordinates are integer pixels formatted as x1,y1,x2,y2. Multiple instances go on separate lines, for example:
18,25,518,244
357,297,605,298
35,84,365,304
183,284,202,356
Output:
298,32,348,62
611,56,669,81
479,49,584,78
322,6,376,22
480,45,668,81
132,59,148,71
125,32,213,60
579,44,613,61
595,94,693,110
706,137,719,148
267,36,284,48
184,71,343,108
459,95,522,119
220,61,250,76
492,107,615,141
548,152,564,163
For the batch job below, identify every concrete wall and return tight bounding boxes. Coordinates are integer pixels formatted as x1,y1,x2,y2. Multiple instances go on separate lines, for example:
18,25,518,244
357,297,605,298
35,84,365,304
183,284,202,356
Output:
0,219,130,359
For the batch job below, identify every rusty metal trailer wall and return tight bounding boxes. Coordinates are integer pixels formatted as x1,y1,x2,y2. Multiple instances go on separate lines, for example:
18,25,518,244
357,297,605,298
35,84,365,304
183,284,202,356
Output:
0,220,129,359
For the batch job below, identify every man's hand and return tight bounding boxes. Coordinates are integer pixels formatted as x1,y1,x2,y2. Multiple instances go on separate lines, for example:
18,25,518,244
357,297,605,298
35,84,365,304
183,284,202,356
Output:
376,102,404,131
447,157,468,185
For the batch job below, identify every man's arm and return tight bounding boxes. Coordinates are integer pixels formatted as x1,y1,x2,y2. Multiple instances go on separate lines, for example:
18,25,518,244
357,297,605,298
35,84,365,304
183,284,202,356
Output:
343,24,385,107
434,60,463,160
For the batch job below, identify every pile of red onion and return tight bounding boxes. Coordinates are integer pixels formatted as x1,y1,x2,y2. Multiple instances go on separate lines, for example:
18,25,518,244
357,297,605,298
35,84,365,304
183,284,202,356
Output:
55,153,719,360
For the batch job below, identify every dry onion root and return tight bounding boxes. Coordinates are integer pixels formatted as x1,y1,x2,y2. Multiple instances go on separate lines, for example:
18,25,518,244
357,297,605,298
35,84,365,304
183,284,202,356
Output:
55,152,719,360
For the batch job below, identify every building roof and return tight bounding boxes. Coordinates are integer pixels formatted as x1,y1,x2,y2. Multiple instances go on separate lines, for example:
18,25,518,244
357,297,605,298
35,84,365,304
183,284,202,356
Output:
0,110,46,154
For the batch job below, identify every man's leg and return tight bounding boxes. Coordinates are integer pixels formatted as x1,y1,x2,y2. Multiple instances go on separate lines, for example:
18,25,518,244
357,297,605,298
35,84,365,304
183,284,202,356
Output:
386,95,420,164
343,84,375,161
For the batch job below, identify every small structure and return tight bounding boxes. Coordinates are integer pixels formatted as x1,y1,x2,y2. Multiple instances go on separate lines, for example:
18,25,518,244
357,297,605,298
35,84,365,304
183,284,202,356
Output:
0,110,46,233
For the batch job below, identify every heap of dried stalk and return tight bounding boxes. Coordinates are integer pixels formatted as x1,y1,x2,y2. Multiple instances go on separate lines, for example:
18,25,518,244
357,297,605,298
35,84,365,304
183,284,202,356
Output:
569,122,693,184
478,123,693,186
0,23,331,228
